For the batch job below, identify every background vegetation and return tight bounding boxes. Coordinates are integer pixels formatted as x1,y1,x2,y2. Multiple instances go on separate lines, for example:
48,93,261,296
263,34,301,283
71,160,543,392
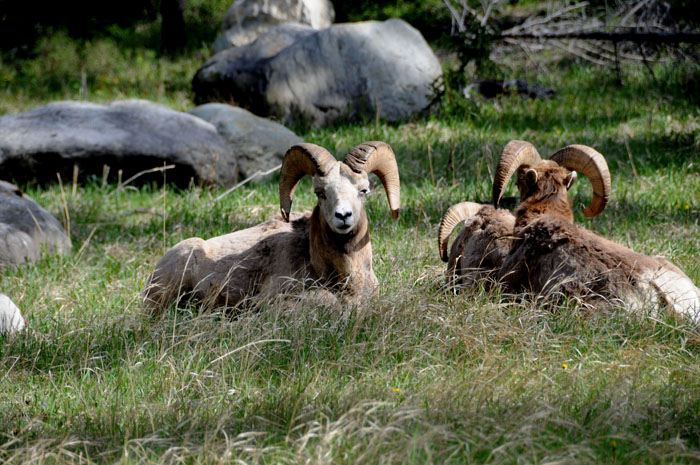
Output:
1,1,699,463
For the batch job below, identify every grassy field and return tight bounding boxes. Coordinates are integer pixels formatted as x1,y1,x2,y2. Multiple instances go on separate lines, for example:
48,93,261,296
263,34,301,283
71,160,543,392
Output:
1,11,700,464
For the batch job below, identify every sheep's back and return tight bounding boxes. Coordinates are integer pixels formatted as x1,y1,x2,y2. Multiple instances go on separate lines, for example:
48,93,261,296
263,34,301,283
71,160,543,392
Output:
448,207,515,286
144,212,315,309
501,217,698,314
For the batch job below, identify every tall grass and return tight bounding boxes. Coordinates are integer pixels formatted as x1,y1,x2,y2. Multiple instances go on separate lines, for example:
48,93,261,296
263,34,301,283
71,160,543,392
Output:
1,17,699,464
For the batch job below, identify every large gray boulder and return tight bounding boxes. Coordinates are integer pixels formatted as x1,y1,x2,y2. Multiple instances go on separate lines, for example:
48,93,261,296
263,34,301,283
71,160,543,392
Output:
211,0,334,53
0,100,237,186
0,181,72,267
189,103,302,182
196,23,317,115
194,19,443,127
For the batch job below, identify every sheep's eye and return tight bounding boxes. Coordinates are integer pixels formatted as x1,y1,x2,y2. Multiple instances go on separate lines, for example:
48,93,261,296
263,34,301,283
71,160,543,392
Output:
314,189,326,199
359,188,369,196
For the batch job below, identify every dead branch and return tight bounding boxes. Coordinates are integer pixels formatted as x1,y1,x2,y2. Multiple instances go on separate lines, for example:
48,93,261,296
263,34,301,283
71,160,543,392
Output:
214,164,282,202
501,31,700,44
444,0,699,68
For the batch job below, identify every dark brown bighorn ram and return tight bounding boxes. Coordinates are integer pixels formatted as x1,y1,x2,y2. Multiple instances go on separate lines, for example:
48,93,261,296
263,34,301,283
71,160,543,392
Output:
438,140,609,285
439,140,700,320
143,141,400,310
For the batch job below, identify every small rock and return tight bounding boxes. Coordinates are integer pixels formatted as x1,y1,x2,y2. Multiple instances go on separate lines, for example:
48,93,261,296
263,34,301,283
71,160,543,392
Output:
0,181,72,267
465,79,556,99
0,294,27,336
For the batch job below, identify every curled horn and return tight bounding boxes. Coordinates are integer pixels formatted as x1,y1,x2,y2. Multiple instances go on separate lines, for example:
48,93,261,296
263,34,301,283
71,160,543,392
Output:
344,141,401,220
438,202,483,262
550,144,611,218
492,140,542,207
279,143,337,222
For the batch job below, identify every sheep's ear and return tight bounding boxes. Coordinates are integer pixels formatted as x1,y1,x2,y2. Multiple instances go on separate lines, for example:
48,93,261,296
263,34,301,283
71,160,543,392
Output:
525,168,538,188
565,171,577,190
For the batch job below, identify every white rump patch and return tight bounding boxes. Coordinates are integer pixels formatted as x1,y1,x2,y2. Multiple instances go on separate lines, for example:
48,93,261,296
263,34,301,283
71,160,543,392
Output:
645,268,700,322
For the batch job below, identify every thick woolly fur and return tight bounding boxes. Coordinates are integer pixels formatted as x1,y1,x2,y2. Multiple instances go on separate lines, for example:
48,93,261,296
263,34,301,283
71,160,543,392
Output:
501,214,700,318
446,205,515,288
143,162,380,311
444,158,700,320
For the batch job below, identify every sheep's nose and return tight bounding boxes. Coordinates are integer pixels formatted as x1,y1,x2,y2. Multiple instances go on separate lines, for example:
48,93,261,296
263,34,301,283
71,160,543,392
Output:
335,210,352,220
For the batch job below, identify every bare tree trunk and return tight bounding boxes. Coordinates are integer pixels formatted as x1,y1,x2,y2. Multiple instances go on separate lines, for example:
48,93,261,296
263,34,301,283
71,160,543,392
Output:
161,0,187,54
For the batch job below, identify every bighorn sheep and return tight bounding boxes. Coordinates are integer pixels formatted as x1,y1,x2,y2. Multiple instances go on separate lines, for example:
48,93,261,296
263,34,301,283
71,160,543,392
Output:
143,141,400,309
439,140,700,319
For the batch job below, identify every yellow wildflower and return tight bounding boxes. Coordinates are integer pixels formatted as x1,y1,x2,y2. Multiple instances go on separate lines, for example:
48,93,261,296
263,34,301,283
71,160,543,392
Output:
561,363,568,369
392,388,401,392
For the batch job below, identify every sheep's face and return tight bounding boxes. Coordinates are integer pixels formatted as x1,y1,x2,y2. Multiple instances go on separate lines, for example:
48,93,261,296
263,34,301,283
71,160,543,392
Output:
313,163,370,235
516,161,576,203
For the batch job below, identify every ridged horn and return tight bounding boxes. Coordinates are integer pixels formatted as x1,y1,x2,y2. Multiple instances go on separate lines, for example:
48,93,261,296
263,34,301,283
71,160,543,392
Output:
492,140,542,207
279,143,337,222
550,144,611,218
344,141,401,220
438,202,483,262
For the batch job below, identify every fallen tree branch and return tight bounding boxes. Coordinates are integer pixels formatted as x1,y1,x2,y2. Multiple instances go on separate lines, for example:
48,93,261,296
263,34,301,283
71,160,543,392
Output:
501,31,700,44
506,1,590,34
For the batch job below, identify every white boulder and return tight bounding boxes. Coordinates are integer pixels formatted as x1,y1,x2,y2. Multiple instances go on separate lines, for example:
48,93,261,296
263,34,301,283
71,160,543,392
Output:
212,0,334,53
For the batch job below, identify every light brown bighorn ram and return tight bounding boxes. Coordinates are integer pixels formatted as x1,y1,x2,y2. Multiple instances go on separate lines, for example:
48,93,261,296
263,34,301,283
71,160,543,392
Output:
143,141,400,310
439,140,700,320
